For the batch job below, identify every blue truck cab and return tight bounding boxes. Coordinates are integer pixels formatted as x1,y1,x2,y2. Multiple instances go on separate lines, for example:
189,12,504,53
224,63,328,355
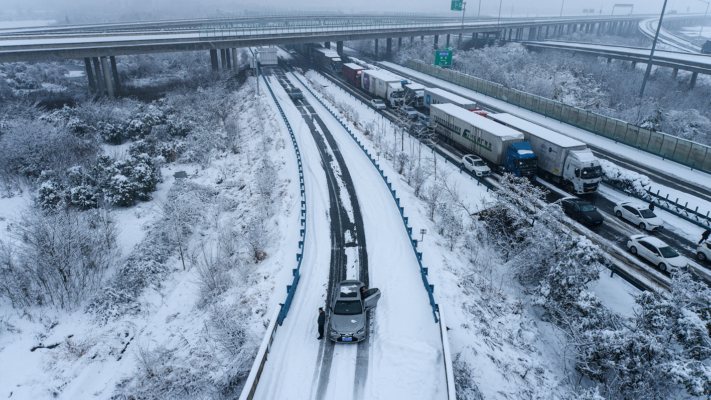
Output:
504,142,538,180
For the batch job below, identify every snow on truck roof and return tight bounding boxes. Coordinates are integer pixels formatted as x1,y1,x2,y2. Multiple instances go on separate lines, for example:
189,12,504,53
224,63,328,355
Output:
432,104,523,140
405,83,425,90
313,47,340,57
426,88,475,105
362,69,407,83
343,63,364,70
489,113,586,148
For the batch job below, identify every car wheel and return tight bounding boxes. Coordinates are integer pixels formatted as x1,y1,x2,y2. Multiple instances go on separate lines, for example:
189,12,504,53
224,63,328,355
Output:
630,246,638,255
698,252,707,261
658,263,667,272
639,222,646,230
616,210,622,218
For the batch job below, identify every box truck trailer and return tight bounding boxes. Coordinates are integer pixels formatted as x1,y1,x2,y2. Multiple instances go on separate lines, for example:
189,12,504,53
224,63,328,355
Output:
360,69,408,108
430,104,538,179
342,63,365,87
489,113,602,194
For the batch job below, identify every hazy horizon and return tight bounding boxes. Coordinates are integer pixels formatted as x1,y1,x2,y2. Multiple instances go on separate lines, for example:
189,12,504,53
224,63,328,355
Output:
0,0,708,25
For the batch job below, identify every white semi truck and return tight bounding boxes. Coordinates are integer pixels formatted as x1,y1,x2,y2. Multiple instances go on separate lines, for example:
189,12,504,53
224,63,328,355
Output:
360,69,407,108
489,113,602,194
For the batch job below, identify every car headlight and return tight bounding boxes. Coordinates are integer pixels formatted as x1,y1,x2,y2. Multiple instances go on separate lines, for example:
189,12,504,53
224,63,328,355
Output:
356,327,365,334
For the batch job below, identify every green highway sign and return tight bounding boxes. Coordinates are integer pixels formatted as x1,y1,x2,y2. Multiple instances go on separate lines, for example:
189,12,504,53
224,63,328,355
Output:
434,49,453,66
451,0,463,11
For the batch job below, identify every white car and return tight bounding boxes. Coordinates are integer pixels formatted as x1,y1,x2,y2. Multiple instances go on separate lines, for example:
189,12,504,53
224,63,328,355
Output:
697,241,711,262
462,154,491,177
371,99,386,110
627,235,688,272
613,201,664,231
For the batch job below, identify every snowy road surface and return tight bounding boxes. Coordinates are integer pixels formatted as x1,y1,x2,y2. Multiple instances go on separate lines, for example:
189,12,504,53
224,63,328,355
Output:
253,66,448,399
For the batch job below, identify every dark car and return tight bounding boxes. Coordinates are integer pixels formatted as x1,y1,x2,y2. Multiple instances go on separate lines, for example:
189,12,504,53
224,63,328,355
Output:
702,40,711,55
561,197,604,226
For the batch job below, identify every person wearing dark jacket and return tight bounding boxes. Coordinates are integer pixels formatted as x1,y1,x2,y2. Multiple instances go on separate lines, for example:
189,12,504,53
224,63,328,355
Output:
648,203,655,212
317,308,326,340
700,229,711,245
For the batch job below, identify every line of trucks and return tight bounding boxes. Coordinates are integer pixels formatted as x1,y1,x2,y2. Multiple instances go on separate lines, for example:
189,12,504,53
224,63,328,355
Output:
341,63,603,194
289,46,603,195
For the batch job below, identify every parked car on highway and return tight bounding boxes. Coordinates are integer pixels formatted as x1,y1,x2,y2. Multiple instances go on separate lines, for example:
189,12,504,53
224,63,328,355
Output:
371,99,386,110
627,235,688,272
461,154,491,177
560,197,604,226
613,201,663,231
329,280,381,343
400,105,418,119
287,88,303,100
417,113,430,127
697,241,711,261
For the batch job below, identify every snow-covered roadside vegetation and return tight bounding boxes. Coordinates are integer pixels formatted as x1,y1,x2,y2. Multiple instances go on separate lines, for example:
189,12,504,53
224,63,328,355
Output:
299,68,711,399
0,60,295,398
362,33,711,145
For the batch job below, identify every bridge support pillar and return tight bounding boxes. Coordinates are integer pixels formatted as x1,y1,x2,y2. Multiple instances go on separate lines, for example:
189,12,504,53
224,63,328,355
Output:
691,72,698,88
386,38,392,60
446,34,450,47
92,57,105,94
337,41,343,56
374,39,379,60
631,61,636,69
398,37,402,50
225,49,231,70
232,48,238,74
110,56,121,96
411,36,414,44
545,26,550,38
421,35,424,41
434,35,439,49
84,58,96,92
607,57,612,63
100,56,114,99
324,41,330,48
672,68,678,79
210,49,218,71
220,49,227,69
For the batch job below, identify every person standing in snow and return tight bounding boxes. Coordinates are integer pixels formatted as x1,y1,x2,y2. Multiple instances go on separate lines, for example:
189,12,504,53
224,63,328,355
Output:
648,202,655,212
700,229,711,245
317,307,325,340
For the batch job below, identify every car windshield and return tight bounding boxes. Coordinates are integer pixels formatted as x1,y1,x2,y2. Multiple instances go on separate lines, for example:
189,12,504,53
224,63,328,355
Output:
374,100,384,104
405,107,415,111
517,159,538,169
334,300,362,315
581,166,602,179
659,246,679,258
640,209,656,219
473,160,487,167
391,91,404,98
580,204,596,212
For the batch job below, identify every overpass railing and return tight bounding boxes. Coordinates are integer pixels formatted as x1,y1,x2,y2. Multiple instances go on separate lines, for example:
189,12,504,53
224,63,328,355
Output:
405,59,711,175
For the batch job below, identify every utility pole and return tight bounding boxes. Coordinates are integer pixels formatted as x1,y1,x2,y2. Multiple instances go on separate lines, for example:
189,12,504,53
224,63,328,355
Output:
699,0,710,40
461,1,467,31
639,0,669,99
560,0,565,17
477,0,481,18
497,0,503,26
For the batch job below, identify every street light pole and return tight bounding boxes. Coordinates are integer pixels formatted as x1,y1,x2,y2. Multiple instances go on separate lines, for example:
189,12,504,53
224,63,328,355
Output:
699,0,710,40
498,0,503,26
478,0,481,18
639,0,669,99
560,0,565,17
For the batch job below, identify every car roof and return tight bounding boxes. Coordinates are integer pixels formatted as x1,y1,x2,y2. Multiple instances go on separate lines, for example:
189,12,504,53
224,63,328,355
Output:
373,99,384,103
636,235,668,248
337,280,364,300
564,198,591,205
463,154,482,160
618,201,646,210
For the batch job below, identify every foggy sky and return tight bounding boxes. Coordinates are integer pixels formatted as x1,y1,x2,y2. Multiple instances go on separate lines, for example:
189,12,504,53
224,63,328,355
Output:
1,0,708,24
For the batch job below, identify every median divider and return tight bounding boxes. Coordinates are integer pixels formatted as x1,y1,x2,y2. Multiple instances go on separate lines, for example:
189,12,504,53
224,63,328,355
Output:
284,65,456,400
238,66,307,400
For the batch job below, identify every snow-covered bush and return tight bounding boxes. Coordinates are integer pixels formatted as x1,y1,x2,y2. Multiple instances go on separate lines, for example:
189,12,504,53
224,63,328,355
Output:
599,159,651,196
0,207,118,310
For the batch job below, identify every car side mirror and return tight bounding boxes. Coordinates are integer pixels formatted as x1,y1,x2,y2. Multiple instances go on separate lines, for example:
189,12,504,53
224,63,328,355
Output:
574,169,580,178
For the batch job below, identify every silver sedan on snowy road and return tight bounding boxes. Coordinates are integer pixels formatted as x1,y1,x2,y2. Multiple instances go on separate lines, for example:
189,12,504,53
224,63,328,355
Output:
329,280,381,343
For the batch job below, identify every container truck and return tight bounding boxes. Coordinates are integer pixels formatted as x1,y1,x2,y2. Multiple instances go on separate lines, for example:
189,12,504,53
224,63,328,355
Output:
255,47,278,65
403,83,425,108
360,69,408,108
342,63,365,87
425,88,477,111
489,113,602,194
430,104,538,179
312,47,343,71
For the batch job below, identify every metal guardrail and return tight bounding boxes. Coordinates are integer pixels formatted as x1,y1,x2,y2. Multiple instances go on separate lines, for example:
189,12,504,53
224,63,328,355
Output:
238,61,308,400
405,59,711,175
